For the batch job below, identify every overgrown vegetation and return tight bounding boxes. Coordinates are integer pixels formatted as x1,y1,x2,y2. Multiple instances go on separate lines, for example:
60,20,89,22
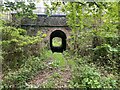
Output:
52,37,62,47
0,1,119,89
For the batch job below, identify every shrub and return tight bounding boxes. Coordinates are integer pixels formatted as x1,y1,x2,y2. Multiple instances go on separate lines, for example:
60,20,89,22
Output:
2,56,46,88
93,36,119,73
93,44,118,64
91,28,119,73
1,26,43,72
69,64,118,88
67,30,93,56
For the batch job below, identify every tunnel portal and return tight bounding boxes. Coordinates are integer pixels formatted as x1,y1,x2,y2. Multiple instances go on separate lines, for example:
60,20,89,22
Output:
50,30,67,53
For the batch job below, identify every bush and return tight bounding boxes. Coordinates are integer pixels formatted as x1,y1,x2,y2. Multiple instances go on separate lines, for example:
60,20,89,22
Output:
2,56,46,88
69,64,118,88
93,36,119,73
67,30,93,56
93,44,118,64
1,26,43,72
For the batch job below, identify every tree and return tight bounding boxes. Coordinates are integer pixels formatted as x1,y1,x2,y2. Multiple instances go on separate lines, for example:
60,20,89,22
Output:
2,1,37,27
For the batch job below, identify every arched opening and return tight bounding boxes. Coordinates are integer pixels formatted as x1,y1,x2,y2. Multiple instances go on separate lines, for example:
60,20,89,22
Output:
50,30,67,53
52,37,62,47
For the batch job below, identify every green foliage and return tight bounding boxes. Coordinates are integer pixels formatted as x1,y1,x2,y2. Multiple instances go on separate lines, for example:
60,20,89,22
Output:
44,2,61,16
52,53,66,68
43,52,66,69
2,56,46,88
3,2,37,19
93,34,119,73
52,37,62,47
69,64,117,88
2,1,37,27
1,26,43,71
1,1,119,89
40,78,56,88
51,72,61,79
93,44,118,62
0,19,5,27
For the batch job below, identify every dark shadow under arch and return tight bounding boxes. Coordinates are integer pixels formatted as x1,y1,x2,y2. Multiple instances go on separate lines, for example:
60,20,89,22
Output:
50,30,67,53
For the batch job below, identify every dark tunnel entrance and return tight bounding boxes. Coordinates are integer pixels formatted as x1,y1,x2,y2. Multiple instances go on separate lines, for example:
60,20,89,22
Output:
50,30,67,53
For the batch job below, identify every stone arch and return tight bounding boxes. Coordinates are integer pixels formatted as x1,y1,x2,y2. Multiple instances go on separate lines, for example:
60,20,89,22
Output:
50,30,67,53
47,28,70,39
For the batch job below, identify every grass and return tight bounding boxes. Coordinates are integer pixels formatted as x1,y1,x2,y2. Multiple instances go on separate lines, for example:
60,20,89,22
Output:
43,50,66,68
52,53,66,68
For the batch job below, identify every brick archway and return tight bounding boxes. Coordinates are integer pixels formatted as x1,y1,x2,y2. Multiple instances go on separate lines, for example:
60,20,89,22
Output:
50,30,67,53
47,28,70,40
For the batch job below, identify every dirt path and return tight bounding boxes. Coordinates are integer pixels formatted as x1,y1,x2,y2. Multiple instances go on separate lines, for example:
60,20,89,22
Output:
28,67,71,88
29,69,54,85
56,67,71,88
28,54,72,88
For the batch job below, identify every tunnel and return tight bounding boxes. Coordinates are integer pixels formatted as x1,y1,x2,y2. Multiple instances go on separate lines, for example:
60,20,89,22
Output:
50,30,67,53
